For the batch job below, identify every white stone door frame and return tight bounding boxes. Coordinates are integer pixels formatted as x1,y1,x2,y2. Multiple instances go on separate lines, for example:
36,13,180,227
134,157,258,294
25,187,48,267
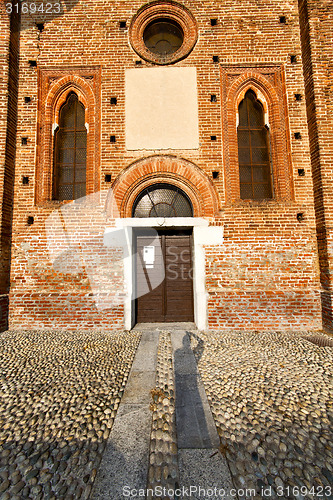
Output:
104,218,223,330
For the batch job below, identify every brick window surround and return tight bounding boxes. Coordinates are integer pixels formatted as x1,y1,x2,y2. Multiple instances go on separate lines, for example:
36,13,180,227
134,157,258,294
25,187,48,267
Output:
36,67,101,205
220,65,294,204
106,155,219,218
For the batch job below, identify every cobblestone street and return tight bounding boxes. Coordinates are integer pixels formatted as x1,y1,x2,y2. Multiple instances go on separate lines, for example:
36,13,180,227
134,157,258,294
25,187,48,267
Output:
0,329,332,499
0,330,141,499
192,331,333,500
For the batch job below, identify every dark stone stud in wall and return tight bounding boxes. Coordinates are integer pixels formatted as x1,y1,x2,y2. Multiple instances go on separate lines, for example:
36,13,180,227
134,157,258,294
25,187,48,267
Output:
295,94,302,101
279,16,286,24
298,169,305,176
110,135,116,143
211,135,217,141
105,174,112,183
290,55,297,64
28,60,37,67
24,97,31,104
294,132,302,140
22,176,29,185
212,55,219,63
210,19,217,26
120,21,126,29
212,171,219,179
21,137,28,145
36,23,44,31
110,97,117,105
210,95,217,102
27,216,34,225
297,213,305,222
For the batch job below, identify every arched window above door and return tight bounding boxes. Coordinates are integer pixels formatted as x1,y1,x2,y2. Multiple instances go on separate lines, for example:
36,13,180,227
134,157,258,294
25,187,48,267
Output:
237,89,273,200
53,92,87,201
132,183,193,217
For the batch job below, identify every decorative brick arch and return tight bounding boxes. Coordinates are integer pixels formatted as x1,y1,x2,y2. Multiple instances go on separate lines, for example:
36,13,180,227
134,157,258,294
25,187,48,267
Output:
47,76,93,127
221,66,294,203
106,156,219,218
36,68,101,204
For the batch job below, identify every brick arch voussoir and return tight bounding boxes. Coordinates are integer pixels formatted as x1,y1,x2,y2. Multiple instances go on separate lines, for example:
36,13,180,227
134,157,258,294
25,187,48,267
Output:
45,76,95,126
228,72,280,114
106,156,219,218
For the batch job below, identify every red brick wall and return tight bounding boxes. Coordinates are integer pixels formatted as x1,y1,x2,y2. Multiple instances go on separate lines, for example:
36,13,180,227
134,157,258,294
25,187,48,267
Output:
206,205,320,330
9,193,126,329
9,293,124,330
298,0,333,329
0,3,20,332
7,0,323,331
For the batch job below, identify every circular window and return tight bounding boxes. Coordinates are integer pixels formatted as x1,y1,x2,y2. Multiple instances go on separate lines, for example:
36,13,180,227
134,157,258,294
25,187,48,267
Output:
132,184,193,218
143,19,184,56
129,1,197,65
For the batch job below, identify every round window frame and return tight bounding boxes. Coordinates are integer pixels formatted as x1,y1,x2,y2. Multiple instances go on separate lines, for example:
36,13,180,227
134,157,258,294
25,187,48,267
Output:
129,1,198,65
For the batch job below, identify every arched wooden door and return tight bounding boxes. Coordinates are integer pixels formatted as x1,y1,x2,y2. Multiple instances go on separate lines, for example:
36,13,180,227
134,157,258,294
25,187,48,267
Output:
133,185,194,323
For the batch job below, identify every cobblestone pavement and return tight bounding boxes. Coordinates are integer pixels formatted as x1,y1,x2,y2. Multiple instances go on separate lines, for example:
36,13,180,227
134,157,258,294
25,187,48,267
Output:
0,329,141,499
191,331,333,500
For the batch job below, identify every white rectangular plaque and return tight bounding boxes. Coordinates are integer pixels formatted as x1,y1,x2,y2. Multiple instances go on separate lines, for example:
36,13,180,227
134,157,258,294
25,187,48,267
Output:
125,67,199,150
143,245,155,268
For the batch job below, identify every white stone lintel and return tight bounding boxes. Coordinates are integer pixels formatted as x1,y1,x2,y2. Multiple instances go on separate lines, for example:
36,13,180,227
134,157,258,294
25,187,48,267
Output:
114,217,209,228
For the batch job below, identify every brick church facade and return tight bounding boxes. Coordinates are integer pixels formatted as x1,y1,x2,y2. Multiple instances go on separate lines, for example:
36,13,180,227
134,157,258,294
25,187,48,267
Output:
0,0,332,332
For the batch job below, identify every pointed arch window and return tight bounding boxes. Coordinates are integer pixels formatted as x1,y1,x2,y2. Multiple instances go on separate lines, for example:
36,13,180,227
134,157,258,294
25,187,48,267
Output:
237,89,273,200
53,92,87,200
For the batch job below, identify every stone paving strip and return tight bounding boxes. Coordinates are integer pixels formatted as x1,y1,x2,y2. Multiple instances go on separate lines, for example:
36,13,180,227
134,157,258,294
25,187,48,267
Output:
191,330,333,500
0,329,141,499
147,331,179,499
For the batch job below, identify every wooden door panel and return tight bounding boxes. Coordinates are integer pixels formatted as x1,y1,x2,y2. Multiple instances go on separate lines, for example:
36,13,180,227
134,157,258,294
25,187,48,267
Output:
136,232,194,323
165,276,192,284
136,235,164,322
164,233,193,321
